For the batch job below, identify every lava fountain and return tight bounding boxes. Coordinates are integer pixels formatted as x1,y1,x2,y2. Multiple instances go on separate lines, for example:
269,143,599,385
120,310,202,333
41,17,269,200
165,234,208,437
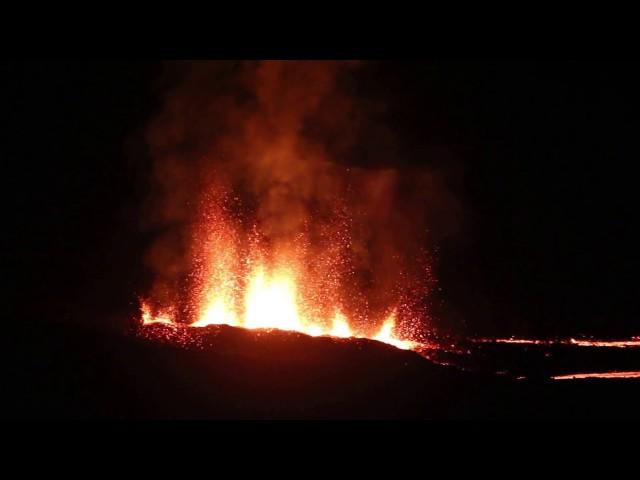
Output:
137,61,438,352
139,185,423,351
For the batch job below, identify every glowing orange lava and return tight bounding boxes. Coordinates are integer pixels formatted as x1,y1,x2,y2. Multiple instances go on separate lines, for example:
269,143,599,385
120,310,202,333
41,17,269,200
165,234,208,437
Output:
553,371,640,380
141,303,176,327
141,295,418,350
473,337,640,349
139,190,425,351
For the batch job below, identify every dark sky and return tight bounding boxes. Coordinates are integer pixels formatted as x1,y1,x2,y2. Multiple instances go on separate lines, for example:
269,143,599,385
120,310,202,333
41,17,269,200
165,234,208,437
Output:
4,60,640,339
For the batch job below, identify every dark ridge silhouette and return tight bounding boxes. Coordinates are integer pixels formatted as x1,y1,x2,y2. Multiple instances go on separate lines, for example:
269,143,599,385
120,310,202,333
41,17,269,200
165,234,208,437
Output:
4,320,640,419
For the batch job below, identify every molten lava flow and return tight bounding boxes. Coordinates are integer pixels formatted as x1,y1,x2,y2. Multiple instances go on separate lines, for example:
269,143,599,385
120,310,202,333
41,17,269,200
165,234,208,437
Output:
473,337,640,349
566,338,640,348
553,371,640,380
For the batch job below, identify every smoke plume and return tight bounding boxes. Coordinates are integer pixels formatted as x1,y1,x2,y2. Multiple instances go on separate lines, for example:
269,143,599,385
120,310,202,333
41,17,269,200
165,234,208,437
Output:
142,60,460,336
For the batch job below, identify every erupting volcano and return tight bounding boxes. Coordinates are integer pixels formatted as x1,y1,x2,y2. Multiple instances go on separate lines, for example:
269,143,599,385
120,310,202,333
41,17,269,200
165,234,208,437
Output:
8,59,640,421
139,185,423,351
136,61,436,351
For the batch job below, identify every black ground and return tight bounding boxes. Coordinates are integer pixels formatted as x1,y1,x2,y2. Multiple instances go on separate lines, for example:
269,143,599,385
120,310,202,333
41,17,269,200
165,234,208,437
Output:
4,320,639,419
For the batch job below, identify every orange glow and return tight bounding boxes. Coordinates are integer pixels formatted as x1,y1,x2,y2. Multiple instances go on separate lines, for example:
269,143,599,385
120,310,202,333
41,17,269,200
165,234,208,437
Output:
243,265,304,331
473,337,640,349
139,191,423,351
138,62,437,355
330,311,353,338
553,371,640,380
191,297,239,328
140,280,418,350
567,338,640,348
373,312,418,350
141,301,176,327
141,285,418,349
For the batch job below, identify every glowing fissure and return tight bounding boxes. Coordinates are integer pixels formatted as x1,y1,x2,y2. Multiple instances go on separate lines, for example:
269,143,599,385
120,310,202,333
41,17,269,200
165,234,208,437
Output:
141,297,417,351
553,371,640,380
140,192,422,351
473,337,640,349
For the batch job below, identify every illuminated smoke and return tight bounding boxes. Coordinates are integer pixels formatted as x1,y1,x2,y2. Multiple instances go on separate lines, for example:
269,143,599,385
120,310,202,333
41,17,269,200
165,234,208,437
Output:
139,61,457,348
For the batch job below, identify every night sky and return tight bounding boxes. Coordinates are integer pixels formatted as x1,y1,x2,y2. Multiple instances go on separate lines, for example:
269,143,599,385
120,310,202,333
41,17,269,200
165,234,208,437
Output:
4,60,640,340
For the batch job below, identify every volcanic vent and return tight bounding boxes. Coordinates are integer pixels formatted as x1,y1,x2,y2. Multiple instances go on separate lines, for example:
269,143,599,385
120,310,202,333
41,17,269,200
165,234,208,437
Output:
137,61,443,351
